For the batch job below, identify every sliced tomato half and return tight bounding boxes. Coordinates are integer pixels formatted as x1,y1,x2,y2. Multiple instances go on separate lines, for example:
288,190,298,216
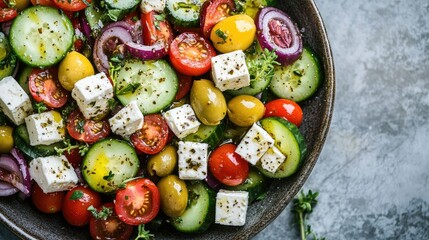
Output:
0,8,17,22
52,0,91,11
169,32,216,76
66,109,111,144
115,178,160,225
142,11,174,47
200,0,235,38
175,72,193,100
130,114,169,155
30,0,56,6
28,68,69,109
89,203,134,240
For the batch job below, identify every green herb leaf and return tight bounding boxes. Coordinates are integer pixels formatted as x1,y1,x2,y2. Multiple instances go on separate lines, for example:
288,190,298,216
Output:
245,43,280,87
88,205,113,220
103,171,115,181
116,82,141,95
34,102,48,114
291,189,324,240
70,190,84,200
134,224,154,240
215,29,228,44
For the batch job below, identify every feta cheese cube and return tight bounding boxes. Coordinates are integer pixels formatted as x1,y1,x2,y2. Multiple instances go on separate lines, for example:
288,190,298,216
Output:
71,72,113,119
177,141,208,180
140,0,165,13
235,123,274,165
211,50,250,91
163,104,200,139
109,101,144,137
0,76,33,125
260,146,286,173
215,189,249,226
29,155,78,193
25,110,65,146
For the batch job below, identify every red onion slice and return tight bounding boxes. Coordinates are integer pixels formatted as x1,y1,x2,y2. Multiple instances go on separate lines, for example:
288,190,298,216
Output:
124,41,168,60
0,182,18,196
10,148,32,197
93,24,134,73
0,154,29,196
205,172,222,191
256,7,303,65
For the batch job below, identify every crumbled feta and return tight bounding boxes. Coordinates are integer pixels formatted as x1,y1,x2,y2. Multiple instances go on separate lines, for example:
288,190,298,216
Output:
109,101,144,137
0,76,33,125
177,141,208,180
235,123,274,165
215,189,249,226
211,50,250,91
29,155,78,193
260,146,286,173
71,72,113,119
140,0,165,13
25,110,65,146
163,104,200,139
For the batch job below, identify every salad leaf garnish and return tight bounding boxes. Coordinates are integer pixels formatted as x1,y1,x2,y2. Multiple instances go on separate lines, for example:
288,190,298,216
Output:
215,29,228,44
88,205,113,220
245,43,280,88
55,139,89,157
70,190,84,200
116,82,141,95
292,189,325,240
33,102,48,114
134,224,154,240
103,171,115,181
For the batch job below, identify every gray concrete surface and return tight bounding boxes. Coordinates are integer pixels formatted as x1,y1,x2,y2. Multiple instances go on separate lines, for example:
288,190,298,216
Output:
1,0,428,239
255,0,429,239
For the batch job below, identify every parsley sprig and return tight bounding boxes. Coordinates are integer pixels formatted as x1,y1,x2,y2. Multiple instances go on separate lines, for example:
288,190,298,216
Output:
134,224,154,240
292,190,325,240
55,139,89,156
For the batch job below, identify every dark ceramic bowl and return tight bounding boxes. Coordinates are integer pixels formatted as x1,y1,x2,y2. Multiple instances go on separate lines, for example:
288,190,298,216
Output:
0,0,334,239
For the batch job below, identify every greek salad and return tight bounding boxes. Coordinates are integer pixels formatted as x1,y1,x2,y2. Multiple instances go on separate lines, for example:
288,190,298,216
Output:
0,0,322,239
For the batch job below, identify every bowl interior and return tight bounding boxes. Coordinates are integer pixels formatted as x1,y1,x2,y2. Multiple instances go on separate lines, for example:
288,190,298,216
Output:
0,0,335,239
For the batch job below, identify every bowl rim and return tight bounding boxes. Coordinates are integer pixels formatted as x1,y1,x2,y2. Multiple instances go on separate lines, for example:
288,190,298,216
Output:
0,0,335,239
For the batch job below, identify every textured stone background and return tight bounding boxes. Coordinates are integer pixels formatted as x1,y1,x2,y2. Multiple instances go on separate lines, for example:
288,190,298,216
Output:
255,0,429,239
1,0,428,239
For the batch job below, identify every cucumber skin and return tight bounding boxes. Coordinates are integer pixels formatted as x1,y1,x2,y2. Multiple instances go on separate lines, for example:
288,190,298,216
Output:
165,0,201,28
257,117,307,178
225,167,271,203
170,181,216,234
183,122,226,150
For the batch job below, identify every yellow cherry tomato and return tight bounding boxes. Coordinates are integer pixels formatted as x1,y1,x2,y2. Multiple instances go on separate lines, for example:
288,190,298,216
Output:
58,51,95,91
210,14,256,53
0,125,13,154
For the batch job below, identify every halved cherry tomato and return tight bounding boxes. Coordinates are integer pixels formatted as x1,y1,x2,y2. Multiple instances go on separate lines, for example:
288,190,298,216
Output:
130,114,169,155
200,0,235,38
208,143,249,186
175,72,193,100
31,183,65,214
142,11,173,47
169,32,216,76
264,99,304,127
52,0,91,11
89,203,134,240
63,185,102,227
115,178,160,225
0,8,17,22
66,109,111,144
30,0,55,6
28,68,69,109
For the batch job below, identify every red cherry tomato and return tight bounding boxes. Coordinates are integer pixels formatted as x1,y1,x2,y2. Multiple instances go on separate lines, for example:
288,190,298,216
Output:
208,143,249,186
200,0,235,38
30,0,55,6
28,68,69,109
264,99,304,127
63,185,102,227
66,109,111,144
130,114,169,155
141,11,174,47
169,32,216,76
52,0,91,11
0,8,17,22
63,147,83,168
31,183,65,214
89,203,134,240
175,72,193,100
115,178,160,225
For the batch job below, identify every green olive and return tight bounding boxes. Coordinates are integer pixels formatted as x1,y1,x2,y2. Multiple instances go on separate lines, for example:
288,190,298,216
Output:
227,95,265,127
147,145,177,177
157,175,188,217
190,79,227,125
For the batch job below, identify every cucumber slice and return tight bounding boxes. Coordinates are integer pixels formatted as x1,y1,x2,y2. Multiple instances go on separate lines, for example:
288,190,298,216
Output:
84,2,105,36
171,181,215,233
13,124,65,159
9,6,74,67
0,32,16,80
17,66,33,95
105,0,139,10
269,46,322,102
165,0,203,28
257,117,307,178
115,59,178,115
82,139,140,193
225,167,271,203
183,122,225,149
